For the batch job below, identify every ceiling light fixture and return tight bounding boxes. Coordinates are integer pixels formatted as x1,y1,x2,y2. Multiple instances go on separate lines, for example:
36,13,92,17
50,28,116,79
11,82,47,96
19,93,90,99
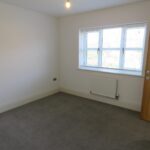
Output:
65,0,71,9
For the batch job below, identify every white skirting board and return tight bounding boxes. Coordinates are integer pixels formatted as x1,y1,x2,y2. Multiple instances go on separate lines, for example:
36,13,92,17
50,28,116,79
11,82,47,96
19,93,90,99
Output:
0,87,141,114
0,89,59,114
60,88,141,112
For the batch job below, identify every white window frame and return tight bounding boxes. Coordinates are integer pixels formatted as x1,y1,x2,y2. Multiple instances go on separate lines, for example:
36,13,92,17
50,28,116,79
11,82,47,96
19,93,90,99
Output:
79,23,147,76
101,27,123,70
123,25,146,71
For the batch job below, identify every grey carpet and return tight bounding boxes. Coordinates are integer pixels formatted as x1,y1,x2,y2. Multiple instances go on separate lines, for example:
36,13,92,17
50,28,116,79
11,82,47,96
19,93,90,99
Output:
0,92,149,150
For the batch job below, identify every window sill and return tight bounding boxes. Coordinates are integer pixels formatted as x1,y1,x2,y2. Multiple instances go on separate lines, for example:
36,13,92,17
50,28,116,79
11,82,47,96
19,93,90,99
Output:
78,66,144,77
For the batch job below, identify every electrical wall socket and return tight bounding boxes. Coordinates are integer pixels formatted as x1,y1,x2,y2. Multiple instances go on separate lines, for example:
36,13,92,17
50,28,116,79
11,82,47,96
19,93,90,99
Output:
53,78,57,81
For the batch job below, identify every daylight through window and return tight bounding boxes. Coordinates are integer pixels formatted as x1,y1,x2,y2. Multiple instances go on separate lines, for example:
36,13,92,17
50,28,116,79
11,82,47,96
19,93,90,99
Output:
79,24,146,73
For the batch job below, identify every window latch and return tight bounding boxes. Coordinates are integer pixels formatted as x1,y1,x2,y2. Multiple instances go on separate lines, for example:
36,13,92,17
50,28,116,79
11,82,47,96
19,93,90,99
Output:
97,48,100,54
122,48,125,54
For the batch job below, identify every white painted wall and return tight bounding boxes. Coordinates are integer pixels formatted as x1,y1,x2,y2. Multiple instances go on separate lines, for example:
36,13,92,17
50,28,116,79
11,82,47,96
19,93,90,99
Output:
0,2,59,112
59,1,150,111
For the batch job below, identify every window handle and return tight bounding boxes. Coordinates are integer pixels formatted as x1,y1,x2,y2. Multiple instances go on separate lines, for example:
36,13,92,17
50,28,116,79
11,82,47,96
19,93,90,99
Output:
97,48,100,54
122,48,125,54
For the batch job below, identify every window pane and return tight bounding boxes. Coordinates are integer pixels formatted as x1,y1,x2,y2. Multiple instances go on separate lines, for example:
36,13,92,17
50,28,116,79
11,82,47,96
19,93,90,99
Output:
124,50,143,70
125,27,145,48
87,31,99,48
103,28,122,48
102,50,120,69
87,50,98,66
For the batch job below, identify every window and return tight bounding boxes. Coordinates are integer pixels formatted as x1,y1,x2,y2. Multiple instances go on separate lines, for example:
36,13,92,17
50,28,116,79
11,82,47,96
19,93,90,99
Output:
79,24,146,75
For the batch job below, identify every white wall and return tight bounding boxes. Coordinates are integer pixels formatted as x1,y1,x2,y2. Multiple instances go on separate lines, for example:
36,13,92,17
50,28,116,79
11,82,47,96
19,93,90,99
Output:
59,1,150,111
0,2,59,112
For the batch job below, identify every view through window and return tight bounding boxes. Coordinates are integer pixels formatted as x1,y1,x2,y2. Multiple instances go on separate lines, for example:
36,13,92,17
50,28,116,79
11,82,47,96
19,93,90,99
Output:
79,24,146,73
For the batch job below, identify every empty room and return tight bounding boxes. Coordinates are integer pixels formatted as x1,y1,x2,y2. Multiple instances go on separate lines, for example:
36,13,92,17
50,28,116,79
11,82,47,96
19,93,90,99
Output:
0,0,150,149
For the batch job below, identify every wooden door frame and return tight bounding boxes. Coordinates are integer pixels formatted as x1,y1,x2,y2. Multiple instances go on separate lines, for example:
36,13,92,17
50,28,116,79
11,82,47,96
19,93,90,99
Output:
141,31,150,121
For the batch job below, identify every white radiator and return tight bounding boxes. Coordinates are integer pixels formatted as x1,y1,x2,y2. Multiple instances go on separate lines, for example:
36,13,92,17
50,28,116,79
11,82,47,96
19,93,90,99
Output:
90,77,119,99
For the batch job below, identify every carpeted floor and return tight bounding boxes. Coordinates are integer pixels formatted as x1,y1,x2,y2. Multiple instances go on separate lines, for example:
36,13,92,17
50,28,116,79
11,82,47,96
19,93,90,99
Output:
0,92,149,150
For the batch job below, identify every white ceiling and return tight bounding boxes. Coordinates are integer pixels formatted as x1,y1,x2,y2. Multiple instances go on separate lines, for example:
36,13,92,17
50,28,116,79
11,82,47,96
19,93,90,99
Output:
0,0,146,16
